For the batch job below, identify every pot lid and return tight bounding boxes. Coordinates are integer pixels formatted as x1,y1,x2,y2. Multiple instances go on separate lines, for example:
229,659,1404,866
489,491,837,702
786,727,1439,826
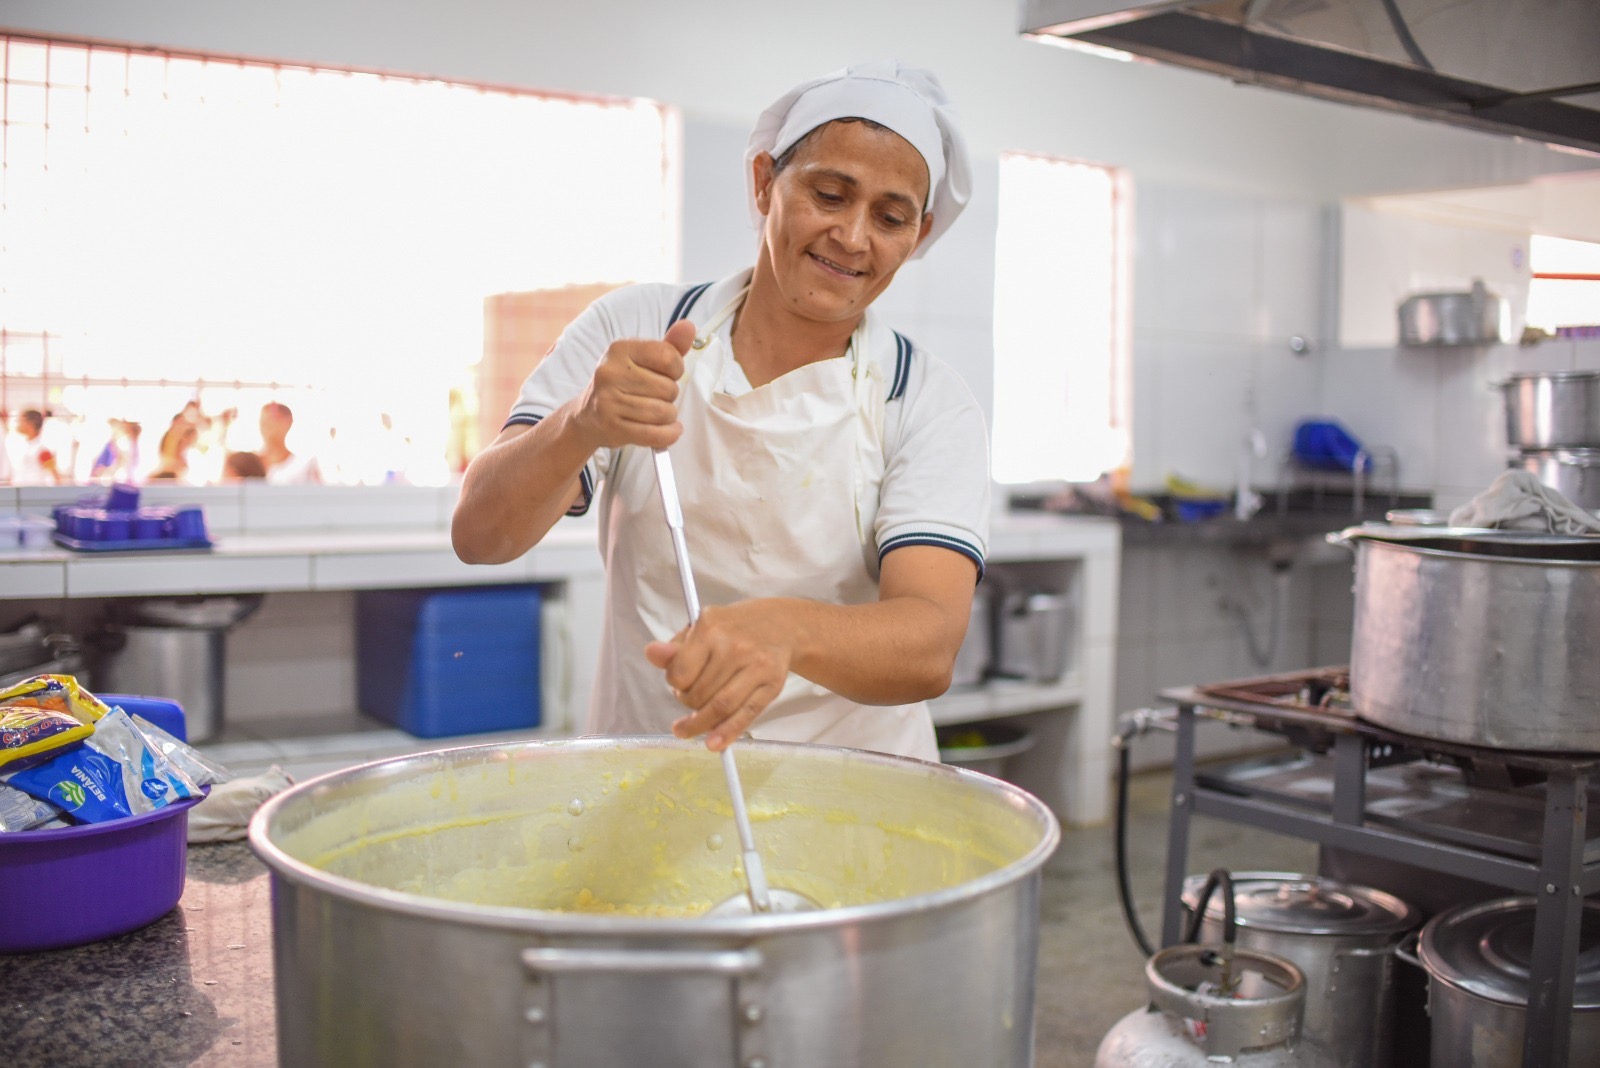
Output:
1420,897,1600,1008
1182,872,1418,937
1503,370,1600,384
1333,523,1600,562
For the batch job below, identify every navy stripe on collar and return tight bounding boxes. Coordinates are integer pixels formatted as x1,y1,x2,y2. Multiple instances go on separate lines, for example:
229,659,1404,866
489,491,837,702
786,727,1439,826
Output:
879,530,985,581
889,332,913,401
669,282,712,327
500,413,593,516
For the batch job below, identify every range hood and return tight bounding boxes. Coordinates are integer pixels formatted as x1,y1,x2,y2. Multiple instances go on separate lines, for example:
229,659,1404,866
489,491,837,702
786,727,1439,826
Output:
1020,0,1600,154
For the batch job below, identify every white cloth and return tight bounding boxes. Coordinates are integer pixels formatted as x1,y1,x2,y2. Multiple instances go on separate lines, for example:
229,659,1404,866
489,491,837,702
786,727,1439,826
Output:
1448,469,1600,534
745,60,971,259
508,271,990,759
187,764,293,843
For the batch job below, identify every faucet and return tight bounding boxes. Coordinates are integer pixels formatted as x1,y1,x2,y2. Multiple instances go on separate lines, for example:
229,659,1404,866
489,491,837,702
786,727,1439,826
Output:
1236,428,1267,521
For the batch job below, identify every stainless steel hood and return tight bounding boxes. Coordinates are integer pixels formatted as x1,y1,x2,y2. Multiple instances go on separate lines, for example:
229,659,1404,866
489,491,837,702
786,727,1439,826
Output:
1020,0,1600,154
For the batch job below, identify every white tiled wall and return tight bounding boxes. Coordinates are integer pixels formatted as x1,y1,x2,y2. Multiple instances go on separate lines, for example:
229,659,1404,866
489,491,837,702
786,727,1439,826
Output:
1129,183,1327,493
1319,337,1600,513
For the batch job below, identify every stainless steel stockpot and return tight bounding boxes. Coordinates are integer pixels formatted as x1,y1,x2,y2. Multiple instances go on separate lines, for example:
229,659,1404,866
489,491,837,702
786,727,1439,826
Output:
1183,872,1418,1068
1410,896,1600,1068
1500,371,1600,449
1515,447,1600,510
248,737,1060,1068
1334,525,1600,751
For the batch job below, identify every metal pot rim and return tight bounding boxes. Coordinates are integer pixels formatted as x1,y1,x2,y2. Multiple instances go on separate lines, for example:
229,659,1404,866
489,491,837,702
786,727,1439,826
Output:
1182,870,1418,937
247,735,1062,935
1418,895,1600,1009
1500,370,1600,385
1331,524,1600,564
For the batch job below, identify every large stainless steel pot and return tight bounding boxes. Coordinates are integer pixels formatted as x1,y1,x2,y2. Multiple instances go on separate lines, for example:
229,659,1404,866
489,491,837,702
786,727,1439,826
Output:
1500,371,1600,449
1405,896,1600,1067
1515,447,1600,510
248,737,1060,1068
1334,525,1600,751
1183,872,1418,1068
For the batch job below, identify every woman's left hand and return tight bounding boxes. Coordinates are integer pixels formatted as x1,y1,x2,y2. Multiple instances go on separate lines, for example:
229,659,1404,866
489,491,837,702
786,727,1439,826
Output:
646,600,796,751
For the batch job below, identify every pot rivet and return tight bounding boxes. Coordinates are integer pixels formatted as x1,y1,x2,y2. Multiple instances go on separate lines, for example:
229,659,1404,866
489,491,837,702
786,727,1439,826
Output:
745,1060,767,1068
742,1003,763,1024
1547,884,1558,894
1174,793,1187,807
525,1006,546,1025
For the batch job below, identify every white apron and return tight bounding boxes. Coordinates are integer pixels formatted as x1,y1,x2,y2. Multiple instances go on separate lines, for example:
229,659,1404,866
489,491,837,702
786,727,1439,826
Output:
589,285,938,761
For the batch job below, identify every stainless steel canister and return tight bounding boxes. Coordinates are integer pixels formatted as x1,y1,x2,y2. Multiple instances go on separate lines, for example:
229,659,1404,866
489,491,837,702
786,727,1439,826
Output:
1332,525,1600,751
249,737,1060,1068
1410,896,1600,1067
1499,370,1600,449
1183,872,1419,1068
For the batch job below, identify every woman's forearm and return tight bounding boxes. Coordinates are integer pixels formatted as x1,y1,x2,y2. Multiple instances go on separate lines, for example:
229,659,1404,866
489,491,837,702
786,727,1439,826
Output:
451,405,592,564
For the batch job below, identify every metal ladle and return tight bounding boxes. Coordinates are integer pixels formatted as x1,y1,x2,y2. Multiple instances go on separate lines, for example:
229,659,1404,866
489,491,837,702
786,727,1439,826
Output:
652,448,818,916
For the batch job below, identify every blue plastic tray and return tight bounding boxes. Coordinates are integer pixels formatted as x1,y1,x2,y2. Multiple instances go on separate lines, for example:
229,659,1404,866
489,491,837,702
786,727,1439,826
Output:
52,533,214,553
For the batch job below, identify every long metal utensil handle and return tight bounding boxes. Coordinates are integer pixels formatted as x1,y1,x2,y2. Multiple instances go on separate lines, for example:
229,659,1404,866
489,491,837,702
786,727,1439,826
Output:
653,449,701,623
652,447,772,913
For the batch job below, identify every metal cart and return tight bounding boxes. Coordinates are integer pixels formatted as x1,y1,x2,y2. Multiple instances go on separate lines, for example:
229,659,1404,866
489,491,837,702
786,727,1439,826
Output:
1157,668,1598,1068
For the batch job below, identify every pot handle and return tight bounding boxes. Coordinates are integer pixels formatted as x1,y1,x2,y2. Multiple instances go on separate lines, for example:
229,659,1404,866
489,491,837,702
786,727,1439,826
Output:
521,946,762,977
1392,932,1423,972
521,946,768,1067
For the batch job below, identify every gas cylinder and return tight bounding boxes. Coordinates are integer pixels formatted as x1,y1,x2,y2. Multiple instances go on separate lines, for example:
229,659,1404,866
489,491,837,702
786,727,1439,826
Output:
1095,943,1338,1067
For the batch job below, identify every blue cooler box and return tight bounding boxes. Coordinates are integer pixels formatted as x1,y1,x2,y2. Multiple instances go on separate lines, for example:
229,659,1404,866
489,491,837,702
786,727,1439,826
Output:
356,585,542,738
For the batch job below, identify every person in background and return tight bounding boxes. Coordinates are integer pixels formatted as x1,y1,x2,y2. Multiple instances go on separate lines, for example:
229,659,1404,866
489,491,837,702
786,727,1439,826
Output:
220,450,267,482
148,419,200,482
259,402,322,485
453,61,987,762
90,419,143,484
12,410,63,485
0,413,13,484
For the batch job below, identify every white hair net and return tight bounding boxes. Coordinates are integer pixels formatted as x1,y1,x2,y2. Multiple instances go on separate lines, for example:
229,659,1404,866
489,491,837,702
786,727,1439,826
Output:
745,60,972,259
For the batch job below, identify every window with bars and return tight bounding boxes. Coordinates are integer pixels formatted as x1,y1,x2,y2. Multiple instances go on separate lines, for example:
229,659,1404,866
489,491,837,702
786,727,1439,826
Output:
991,151,1131,485
0,34,678,484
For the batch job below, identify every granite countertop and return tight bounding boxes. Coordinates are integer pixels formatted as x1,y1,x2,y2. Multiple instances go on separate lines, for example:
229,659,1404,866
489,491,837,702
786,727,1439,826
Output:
4,842,277,1068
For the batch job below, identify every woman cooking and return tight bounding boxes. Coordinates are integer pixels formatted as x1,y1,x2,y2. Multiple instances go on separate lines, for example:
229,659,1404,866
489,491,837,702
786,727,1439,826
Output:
453,61,988,762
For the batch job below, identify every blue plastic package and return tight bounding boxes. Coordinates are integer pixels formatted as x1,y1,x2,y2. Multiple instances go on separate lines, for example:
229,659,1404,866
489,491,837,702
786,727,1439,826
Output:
1293,420,1372,473
1,709,201,823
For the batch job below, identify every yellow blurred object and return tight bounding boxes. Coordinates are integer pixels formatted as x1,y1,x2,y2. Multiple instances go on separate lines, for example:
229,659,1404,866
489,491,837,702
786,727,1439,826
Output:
1164,472,1230,502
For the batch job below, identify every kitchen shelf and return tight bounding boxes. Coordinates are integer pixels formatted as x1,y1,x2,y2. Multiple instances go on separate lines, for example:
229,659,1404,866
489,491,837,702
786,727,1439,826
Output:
929,677,1082,726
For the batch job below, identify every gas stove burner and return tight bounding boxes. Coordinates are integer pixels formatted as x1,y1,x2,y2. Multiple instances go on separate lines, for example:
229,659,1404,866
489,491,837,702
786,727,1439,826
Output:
1196,667,1352,717
1179,666,1599,792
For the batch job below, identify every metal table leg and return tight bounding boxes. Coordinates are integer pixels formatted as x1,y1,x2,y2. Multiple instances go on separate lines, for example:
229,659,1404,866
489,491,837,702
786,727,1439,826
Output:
1160,704,1199,948
1523,769,1588,1068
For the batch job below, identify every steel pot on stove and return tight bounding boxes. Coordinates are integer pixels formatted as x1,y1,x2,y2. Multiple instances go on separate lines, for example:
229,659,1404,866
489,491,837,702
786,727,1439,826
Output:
1331,524,1600,751
248,736,1059,1067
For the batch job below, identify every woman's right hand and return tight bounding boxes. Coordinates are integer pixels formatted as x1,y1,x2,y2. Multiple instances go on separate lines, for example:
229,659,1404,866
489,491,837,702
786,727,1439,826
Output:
572,319,697,451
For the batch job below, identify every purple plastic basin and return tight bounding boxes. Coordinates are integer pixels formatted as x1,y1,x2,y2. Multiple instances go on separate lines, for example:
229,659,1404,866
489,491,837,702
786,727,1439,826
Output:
0,792,204,953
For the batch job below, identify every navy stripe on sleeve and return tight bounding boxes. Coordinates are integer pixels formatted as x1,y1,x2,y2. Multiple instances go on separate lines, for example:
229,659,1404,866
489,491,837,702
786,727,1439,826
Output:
668,282,711,327
499,413,593,517
879,531,985,581
888,332,913,401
